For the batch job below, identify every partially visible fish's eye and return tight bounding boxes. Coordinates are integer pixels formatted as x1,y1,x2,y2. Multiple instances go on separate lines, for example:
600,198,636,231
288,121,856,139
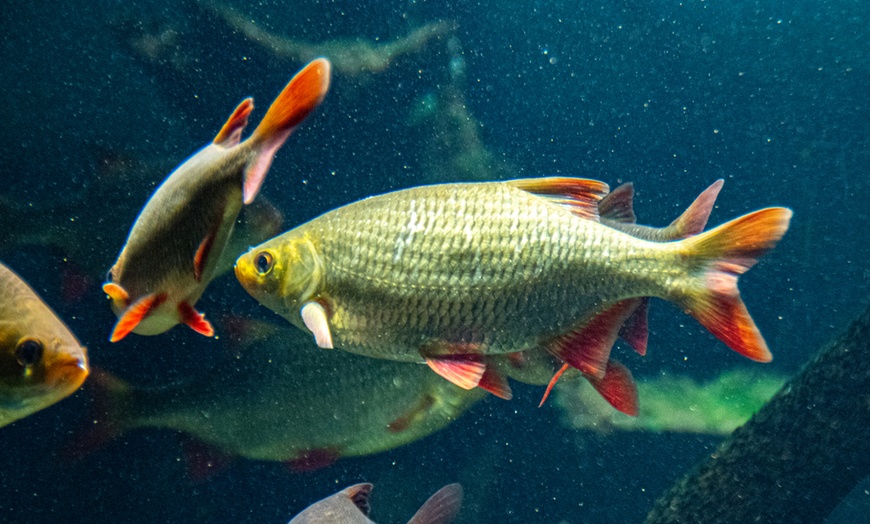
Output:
255,251,274,275
15,339,44,367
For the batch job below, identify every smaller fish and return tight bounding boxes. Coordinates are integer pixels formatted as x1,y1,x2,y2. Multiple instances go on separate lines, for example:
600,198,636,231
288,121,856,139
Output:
288,483,463,524
0,262,89,427
104,58,331,342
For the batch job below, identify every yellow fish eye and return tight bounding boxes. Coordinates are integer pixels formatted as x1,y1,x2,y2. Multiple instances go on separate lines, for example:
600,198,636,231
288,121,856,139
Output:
254,251,275,275
15,338,44,368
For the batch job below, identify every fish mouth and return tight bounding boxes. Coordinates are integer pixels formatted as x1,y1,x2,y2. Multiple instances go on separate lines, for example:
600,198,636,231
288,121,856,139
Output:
46,354,90,392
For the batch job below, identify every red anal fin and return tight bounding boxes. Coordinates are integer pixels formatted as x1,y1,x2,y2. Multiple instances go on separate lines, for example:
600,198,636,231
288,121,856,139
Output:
619,297,649,356
110,293,167,342
213,98,254,147
193,231,217,283
598,182,636,223
508,177,609,221
287,447,340,473
179,301,214,337
478,366,512,400
387,394,436,433
425,356,485,390
180,436,233,482
585,359,639,416
539,363,570,407
548,299,636,378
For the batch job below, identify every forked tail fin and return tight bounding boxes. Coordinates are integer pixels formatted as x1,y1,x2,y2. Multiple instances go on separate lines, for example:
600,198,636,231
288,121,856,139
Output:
678,207,792,362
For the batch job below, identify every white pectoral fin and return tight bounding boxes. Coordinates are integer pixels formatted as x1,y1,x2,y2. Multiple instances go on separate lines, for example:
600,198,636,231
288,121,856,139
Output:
301,302,333,349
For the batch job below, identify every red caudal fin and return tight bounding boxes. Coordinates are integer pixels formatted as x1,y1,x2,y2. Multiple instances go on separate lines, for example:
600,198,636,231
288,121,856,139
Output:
244,58,331,204
678,207,792,362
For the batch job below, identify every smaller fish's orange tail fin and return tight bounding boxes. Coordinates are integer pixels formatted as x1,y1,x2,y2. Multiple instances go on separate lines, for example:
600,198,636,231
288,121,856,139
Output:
244,58,332,204
679,207,792,362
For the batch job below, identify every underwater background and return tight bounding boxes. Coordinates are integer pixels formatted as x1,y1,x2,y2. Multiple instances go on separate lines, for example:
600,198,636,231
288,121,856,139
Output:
1,0,868,522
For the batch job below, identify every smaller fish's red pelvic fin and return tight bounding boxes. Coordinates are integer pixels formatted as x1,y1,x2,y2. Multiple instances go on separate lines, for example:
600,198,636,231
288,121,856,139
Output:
548,299,637,378
679,207,792,362
586,359,639,416
244,58,332,204
102,282,129,307
478,366,513,400
619,297,649,356
539,363,570,408
598,182,636,223
109,292,167,342
213,98,254,147
426,356,485,390
507,177,609,221
179,301,214,337
408,483,464,524
387,394,437,433
668,179,724,237
287,447,341,473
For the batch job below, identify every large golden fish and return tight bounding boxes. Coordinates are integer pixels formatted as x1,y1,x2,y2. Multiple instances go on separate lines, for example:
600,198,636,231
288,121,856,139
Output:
235,177,791,398
0,262,89,427
103,58,331,342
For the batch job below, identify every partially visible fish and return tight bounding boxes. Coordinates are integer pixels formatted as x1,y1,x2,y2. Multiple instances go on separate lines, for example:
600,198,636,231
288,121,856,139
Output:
0,262,89,427
77,323,481,471
288,483,463,524
104,58,331,342
235,177,785,401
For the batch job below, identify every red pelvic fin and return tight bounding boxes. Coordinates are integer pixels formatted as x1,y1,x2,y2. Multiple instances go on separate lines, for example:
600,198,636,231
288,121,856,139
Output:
425,356,485,390
548,299,637,378
193,231,217,283
539,363,570,408
109,292,167,342
408,484,464,524
507,177,609,221
213,97,254,147
387,394,436,433
598,182,636,223
245,58,331,204
585,359,639,416
180,436,233,482
287,447,341,473
478,366,513,400
619,297,649,356
179,302,215,337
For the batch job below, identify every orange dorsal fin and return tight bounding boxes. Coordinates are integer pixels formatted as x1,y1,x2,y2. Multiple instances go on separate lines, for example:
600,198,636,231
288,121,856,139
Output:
508,177,609,221
178,301,214,337
244,58,331,204
547,299,637,378
598,182,636,223
102,282,129,307
426,356,485,390
213,98,254,147
109,292,167,342
585,359,639,416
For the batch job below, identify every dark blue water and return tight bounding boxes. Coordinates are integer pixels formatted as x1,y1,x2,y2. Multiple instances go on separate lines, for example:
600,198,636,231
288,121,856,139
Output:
1,0,868,522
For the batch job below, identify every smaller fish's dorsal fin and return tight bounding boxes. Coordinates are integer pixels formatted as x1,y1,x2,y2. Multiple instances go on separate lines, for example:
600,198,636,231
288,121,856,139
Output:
343,483,374,516
213,98,254,147
507,177,609,221
599,182,636,223
407,483,464,524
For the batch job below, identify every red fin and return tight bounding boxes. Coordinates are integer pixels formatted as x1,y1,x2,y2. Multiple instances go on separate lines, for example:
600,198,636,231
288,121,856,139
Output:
245,58,331,204
342,483,374,516
179,301,215,337
109,293,167,342
667,179,724,237
213,98,254,147
408,484,464,524
598,182,636,223
102,282,129,305
426,356,485,390
679,207,792,362
619,297,649,356
539,363,570,407
193,231,216,282
548,299,637,378
478,367,513,400
181,437,233,482
288,448,340,472
508,177,609,221
585,359,639,416
388,394,436,433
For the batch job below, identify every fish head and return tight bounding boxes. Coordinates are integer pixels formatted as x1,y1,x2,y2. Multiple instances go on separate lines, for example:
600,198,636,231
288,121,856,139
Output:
0,315,89,426
235,232,323,322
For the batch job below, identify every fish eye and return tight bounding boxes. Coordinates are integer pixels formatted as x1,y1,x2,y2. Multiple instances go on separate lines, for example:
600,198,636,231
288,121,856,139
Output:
15,339,44,368
254,251,274,275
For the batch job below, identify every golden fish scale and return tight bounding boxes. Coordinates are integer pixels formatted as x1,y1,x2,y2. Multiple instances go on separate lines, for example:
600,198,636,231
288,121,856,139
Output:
301,182,682,361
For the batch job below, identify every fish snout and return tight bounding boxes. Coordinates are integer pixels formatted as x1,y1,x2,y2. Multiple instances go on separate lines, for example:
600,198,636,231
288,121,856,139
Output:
45,343,90,392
